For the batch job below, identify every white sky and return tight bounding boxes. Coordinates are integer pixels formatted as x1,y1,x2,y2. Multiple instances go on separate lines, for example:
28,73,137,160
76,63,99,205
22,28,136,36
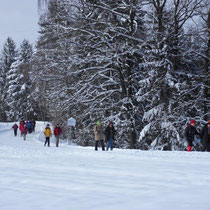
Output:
0,0,39,50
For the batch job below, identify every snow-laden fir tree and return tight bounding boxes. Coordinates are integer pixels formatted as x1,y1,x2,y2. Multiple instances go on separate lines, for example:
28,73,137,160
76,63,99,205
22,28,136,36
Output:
0,37,17,121
137,0,207,150
170,0,210,127
195,2,210,121
136,0,183,150
6,39,34,121
32,0,75,123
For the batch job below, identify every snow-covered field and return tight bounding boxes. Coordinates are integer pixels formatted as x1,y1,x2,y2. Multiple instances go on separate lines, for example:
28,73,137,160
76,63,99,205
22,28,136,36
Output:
0,121,210,210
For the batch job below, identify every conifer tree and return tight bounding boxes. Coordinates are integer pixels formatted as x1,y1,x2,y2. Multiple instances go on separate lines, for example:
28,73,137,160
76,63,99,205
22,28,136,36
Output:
0,37,17,121
137,0,182,150
8,40,34,120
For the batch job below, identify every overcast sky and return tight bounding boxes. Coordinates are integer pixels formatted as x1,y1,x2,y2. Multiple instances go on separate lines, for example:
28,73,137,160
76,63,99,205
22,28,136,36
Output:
0,0,39,50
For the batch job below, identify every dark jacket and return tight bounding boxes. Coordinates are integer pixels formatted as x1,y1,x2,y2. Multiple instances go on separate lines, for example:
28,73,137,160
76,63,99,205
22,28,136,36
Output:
200,124,210,147
23,125,28,134
105,125,115,142
12,124,18,130
184,124,199,146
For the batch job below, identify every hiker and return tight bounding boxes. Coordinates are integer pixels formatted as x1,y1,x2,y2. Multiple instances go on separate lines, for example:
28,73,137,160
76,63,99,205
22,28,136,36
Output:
32,120,36,132
22,124,28,140
12,123,18,136
105,121,116,151
27,121,33,133
54,124,63,147
44,124,52,147
94,121,105,151
184,119,200,152
200,121,210,152
19,120,25,136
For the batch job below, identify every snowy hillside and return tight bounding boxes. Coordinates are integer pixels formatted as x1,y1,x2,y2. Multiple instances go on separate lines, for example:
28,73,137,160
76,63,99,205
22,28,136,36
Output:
0,121,210,210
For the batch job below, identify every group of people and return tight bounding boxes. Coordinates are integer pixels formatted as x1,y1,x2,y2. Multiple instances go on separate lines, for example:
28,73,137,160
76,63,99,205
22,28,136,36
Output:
12,121,63,147
95,119,210,152
184,120,210,152
44,124,63,147
12,120,36,140
94,121,116,151
12,118,210,152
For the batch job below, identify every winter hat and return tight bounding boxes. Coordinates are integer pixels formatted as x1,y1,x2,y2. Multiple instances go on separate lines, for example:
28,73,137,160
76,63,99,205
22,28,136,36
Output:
47,124,50,126
208,121,210,125
190,120,196,125
96,121,101,125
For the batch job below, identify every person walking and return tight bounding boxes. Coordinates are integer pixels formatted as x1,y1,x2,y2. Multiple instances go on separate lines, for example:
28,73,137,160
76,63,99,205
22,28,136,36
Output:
19,121,24,136
105,121,116,151
22,124,28,140
200,121,210,152
184,119,200,152
12,123,18,136
32,120,36,132
54,124,63,147
94,121,105,151
27,121,33,133
44,124,52,147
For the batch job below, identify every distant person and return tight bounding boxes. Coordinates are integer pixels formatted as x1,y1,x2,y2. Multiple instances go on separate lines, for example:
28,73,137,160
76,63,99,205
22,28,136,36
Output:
32,120,36,132
44,124,52,147
200,121,210,152
22,124,28,140
27,121,32,133
19,121,25,136
105,121,116,151
184,119,200,152
94,121,105,151
12,123,18,136
54,124,63,147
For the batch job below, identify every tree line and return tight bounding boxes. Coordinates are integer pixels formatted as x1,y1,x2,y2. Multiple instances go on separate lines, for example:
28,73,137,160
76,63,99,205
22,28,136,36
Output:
0,0,209,150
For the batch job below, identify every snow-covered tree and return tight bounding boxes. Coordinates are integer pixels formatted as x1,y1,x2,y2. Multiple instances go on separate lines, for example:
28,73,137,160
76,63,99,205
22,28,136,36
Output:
33,0,147,148
34,0,207,150
136,0,184,150
196,2,210,121
172,0,209,125
136,0,207,150
0,37,17,121
6,39,35,121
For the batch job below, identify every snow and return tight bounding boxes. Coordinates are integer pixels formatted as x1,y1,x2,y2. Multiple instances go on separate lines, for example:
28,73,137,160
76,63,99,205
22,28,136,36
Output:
1,121,210,210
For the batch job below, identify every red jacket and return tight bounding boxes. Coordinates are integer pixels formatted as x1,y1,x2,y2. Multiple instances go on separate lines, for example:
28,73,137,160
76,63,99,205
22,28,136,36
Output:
54,126,62,136
19,123,24,132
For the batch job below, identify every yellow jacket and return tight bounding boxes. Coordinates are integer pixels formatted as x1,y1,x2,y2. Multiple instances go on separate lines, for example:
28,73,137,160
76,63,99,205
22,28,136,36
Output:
44,127,52,137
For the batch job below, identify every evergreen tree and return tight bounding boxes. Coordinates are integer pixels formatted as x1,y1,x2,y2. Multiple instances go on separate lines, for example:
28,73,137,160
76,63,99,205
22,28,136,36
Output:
137,0,182,150
18,40,34,120
0,37,17,121
6,60,21,120
137,0,206,150
7,40,34,121
196,4,210,121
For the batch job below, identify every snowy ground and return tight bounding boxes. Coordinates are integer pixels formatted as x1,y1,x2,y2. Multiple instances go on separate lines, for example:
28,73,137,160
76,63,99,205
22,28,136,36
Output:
0,122,210,210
